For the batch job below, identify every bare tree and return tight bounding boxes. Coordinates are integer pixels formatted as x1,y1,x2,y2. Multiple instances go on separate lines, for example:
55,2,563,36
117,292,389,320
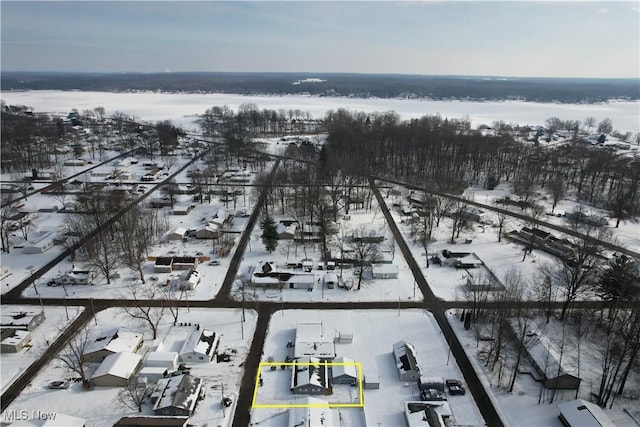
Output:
117,205,162,283
120,282,167,340
351,226,382,290
119,378,150,412
56,326,93,389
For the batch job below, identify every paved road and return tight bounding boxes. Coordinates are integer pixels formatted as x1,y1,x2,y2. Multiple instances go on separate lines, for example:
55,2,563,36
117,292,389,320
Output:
369,177,504,427
3,151,632,425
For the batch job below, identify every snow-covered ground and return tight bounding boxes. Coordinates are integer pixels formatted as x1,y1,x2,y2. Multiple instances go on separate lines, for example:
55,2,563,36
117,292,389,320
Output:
251,309,484,427
1,305,85,394
448,311,640,427
2,90,638,134
1,307,257,427
232,198,424,303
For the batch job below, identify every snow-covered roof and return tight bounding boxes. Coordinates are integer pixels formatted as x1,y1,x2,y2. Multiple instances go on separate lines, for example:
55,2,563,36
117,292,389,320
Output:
1,329,30,345
146,352,179,365
85,328,143,355
179,329,218,358
287,397,335,427
404,401,452,427
291,357,329,390
557,399,615,427
372,264,399,275
393,341,420,374
153,374,202,413
171,227,187,236
332,356,358,379
91,352,142,380
295,323,335,359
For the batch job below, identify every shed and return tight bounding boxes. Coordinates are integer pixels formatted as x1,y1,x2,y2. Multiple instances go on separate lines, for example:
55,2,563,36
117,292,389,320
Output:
323,272,339,289
331,357,358,385
372,264,399,279
145,352,179,369
334,330,353,344
364,372,380,389
91,352,142,387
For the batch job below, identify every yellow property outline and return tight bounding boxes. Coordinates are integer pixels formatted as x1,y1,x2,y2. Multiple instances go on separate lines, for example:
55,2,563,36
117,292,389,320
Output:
252,361,364,408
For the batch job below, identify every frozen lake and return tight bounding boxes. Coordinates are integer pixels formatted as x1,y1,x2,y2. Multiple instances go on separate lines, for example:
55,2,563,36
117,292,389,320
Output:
2,90,639,134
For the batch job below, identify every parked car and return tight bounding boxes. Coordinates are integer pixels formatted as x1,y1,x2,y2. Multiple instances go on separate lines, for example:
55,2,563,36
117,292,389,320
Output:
445,379,466,395
208,260,220,266
48,381,70,390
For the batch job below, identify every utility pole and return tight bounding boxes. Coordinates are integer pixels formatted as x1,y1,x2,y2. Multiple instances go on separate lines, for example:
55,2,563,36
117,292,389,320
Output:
90,298,97,325
221,382,226,417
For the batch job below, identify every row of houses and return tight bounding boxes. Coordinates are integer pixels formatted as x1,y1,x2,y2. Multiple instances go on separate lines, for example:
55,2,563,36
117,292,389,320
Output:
1,310,45,353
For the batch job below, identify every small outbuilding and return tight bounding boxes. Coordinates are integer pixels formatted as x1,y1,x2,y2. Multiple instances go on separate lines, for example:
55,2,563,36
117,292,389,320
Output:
372,264,399,279
331,357,358,385
145,352,179,369
364,371,380,389
168,227,187,241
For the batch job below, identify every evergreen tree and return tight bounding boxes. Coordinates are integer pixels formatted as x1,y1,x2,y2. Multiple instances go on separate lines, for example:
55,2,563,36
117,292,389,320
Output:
261,215,278,253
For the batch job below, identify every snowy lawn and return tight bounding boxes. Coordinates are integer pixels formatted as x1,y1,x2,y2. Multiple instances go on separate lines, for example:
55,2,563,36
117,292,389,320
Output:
251,309,484,427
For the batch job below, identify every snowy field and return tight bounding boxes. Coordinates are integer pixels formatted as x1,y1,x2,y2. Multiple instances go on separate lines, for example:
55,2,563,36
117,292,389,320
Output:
0,305,85,394
2,90,639,134
1,307,257,427
251,309,484,427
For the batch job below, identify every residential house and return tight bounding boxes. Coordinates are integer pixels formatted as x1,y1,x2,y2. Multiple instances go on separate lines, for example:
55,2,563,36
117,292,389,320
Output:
195,223,219,239
22,231,56,254
295,322,336,359
0,329,31,353
179,329,219,362
49,269,95,286
277,223,296,240
557,399,615,427
1,310,45,331
291,357,331,395
393,341,421,382
251,262,315,290
91,352,142,387
83,328,143,363
152,374,203,416
507,320,582,390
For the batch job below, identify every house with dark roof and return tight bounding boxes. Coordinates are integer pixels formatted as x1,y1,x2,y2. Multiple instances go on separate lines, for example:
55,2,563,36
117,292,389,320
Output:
291,357,331,395
393,341,421,382
152,374,203,416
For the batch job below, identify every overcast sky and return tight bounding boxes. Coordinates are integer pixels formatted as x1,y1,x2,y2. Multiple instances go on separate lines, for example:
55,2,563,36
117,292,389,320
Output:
1,1,639,78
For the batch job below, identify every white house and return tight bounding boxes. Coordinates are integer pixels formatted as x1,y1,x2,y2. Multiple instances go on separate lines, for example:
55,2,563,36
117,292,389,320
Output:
1,310,45,331
179,329,219,362
295,322,335,359
178,269,201,290
49,269,95,286
557,399,615,427
83,328,144,363
0,329,31,353
91,352,142,387
371,264,399,279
